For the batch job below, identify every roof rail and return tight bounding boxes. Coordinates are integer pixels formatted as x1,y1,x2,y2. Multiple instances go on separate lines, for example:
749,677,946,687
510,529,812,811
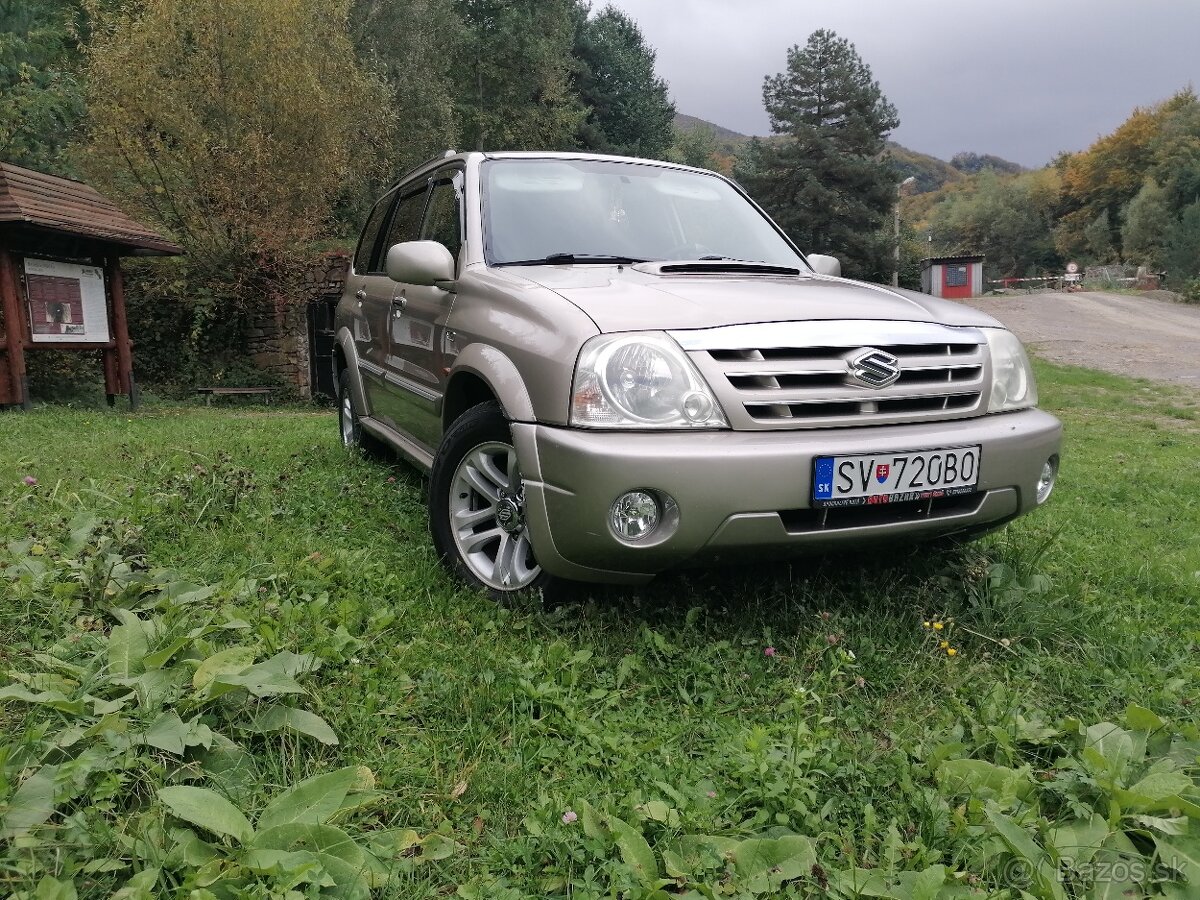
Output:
388,150,461,189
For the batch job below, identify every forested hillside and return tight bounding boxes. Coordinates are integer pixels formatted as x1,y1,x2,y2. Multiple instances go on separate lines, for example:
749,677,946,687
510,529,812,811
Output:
669,115,1022,196
904,89,1200,294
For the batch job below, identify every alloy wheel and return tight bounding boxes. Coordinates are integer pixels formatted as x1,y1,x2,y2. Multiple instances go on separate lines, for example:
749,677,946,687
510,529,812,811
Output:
448,441,541,591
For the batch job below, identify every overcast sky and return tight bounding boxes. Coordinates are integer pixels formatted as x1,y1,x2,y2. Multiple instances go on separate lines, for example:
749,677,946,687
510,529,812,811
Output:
604,0,1200,168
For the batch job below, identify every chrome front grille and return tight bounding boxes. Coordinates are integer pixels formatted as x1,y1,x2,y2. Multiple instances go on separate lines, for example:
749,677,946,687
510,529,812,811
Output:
672,321,990,430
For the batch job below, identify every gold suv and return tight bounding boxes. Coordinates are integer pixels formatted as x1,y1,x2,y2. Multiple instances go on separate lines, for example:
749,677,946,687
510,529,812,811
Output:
335,152,1062,598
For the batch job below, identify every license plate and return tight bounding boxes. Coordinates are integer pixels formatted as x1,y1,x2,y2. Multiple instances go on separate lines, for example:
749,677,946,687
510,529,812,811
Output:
812,446,981,507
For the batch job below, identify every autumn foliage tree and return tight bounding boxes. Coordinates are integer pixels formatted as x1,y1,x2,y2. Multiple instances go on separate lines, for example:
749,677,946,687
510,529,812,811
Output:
1054,89,1200,263
930,169,1062,277
82,0,394,278
75,0,398,389
913,88,1200,287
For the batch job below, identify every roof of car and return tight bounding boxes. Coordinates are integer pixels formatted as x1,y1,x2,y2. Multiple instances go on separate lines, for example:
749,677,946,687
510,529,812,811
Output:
480,151,709,173
387,150,719,192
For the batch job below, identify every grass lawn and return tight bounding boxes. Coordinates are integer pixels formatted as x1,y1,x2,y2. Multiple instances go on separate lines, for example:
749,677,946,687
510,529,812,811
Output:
1,360,1197,899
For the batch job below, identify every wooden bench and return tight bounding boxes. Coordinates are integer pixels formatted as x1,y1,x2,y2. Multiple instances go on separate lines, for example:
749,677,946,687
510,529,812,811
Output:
195,386,276,406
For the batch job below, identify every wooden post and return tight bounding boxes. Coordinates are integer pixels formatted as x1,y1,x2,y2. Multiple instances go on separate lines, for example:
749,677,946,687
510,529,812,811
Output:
102,345,120,406
105,254,139,409
97,254,119,406
0,249,30,409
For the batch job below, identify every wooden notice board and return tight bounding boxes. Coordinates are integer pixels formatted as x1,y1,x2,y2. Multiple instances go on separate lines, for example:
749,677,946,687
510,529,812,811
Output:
24,258,111,344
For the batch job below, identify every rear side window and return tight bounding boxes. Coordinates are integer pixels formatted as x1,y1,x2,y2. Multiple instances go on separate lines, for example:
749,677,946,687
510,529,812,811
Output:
353,192,394,273
422,175,463,262
378,189,429,270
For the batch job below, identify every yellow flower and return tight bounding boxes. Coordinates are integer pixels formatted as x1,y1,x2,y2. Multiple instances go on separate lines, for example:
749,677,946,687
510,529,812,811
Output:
922,621,931,629
940,641,949,649
933,622,944,631
947,648,958,657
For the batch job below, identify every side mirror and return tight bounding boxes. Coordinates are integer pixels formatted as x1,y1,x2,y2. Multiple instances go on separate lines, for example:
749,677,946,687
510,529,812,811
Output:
385,240,456,288
806,254,841,277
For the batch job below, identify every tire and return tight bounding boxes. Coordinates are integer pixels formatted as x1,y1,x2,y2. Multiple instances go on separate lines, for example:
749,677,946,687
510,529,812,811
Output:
337,369,382,456
429,401,555,601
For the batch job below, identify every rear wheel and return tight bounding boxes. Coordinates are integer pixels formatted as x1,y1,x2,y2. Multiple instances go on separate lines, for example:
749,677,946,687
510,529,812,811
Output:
429,401,554,600
338,369,381,455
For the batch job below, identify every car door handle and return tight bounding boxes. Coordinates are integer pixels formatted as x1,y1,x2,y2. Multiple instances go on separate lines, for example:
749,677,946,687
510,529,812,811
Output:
355,289,366,301
392,297,407,317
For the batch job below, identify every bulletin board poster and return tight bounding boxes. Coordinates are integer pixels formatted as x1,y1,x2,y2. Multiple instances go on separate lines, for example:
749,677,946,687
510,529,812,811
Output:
24,258,110,344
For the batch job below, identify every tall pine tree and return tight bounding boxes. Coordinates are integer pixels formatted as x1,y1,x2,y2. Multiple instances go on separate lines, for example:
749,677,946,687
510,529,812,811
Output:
738,29,899,279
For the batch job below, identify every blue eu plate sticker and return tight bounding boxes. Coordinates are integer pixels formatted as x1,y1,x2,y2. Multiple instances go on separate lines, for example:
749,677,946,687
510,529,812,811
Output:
813,457,834,500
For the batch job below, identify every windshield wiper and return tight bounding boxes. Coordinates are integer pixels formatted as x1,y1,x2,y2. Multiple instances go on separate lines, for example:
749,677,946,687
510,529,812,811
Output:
495,252,648,266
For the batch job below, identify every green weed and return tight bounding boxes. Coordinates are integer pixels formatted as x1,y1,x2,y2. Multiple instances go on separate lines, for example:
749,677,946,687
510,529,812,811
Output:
1,362,1197,897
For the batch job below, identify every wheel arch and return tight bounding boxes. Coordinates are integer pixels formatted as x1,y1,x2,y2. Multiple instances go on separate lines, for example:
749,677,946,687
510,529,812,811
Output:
443,344,536,430
334,328,369,414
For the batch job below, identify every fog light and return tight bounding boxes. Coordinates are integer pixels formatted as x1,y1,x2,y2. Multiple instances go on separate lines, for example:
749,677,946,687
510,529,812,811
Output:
610,490,661,540
1036,456,1058,504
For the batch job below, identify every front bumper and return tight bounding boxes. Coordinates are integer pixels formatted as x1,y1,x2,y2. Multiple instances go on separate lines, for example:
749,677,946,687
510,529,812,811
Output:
512,409,1062,584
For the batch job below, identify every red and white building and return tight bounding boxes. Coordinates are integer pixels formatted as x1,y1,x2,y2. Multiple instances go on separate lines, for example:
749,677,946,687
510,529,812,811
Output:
920,254,984,299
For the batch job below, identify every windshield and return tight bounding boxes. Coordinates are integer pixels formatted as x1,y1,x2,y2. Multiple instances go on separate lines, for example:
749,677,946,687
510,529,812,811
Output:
481,158,806,268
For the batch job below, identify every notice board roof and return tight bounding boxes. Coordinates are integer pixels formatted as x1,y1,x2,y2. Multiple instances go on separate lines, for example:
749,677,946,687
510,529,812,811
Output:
0,162,182,256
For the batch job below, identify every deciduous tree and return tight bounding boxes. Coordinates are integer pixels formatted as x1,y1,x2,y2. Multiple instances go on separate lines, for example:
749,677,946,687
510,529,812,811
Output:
571,4,674,159
930,169,1061,277
1054,90,1198,260
351,0,460,178
1164,200,1200,282
0,0,86,174
1084,209,1117,263
1121,178,1170,269
666,122,720,170
82,0,394,274
454,0,584,151
949,152,1023,176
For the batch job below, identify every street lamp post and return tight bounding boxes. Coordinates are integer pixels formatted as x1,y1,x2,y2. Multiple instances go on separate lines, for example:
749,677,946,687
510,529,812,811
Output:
893,176,916,288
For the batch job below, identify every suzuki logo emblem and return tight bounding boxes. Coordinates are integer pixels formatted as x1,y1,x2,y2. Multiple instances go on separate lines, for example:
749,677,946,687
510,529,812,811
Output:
848,348,901,388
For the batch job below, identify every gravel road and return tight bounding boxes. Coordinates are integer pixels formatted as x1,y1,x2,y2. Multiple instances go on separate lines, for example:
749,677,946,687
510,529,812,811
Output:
959,291,1200,390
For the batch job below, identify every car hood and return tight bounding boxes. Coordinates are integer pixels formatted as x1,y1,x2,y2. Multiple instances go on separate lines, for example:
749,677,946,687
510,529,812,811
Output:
502,265,1003,332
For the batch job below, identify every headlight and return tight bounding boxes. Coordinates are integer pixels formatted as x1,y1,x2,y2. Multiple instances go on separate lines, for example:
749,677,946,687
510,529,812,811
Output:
985,329,1038,412
570,332,729,428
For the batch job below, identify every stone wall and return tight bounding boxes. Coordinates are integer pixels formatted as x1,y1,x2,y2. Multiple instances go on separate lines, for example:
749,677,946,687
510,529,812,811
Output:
246,252,349,399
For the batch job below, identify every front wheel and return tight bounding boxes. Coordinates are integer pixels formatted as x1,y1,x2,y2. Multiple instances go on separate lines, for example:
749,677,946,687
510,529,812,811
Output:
429,401,554,600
